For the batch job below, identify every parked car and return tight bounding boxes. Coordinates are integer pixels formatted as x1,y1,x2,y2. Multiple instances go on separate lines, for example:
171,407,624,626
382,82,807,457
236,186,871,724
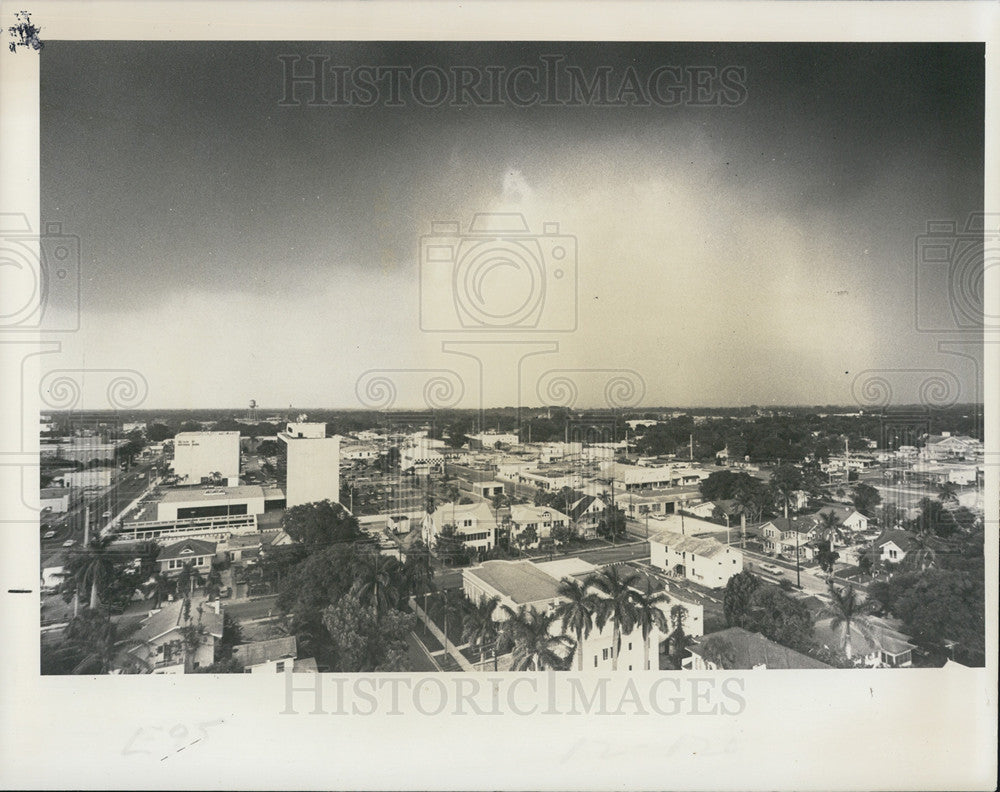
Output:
62,539,76,547
759,562,783,575
102,510,112,518
43,530,57,540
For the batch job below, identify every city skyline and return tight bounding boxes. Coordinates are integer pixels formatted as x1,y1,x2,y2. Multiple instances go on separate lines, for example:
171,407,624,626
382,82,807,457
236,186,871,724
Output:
39,42,985,410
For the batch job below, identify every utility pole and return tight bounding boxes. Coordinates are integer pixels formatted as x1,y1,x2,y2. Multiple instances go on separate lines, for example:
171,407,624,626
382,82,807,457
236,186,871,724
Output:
689,434,693,461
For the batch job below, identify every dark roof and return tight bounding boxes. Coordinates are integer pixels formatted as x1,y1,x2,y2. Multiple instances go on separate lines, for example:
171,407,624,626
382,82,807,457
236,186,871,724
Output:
159,538,217,560
689,627,831,670
568,495,604,521
874,529,917,552
762,516,820,535
132,597,224,643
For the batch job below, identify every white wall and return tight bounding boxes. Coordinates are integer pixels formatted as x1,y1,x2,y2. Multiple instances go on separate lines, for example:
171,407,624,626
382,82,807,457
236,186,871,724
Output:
282,434,340,508
172,432,240,483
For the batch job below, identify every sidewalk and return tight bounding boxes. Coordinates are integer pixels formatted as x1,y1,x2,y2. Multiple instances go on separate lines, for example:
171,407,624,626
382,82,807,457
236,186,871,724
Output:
408,597,474,672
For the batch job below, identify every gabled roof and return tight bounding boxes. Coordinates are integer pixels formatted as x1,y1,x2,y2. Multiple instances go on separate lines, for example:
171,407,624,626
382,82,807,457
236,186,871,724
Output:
158,538,217,560
688,627,830,669
813,617,915,657
131,597,224,644
873,529,917,552
761,516,820,535
510,504,570,523
232,636,298,668
648,529,729,559
568,495,605,520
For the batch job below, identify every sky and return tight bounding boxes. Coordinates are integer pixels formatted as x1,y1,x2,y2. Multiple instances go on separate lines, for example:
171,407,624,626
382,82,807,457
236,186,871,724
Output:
38,42,985,411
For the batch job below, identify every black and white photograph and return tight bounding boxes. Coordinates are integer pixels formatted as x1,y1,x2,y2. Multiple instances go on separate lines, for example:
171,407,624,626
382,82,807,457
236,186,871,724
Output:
1,2,996,790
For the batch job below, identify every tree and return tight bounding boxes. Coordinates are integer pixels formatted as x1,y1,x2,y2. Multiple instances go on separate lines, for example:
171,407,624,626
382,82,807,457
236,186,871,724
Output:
816,543,840,575
176,560,206,597
435,524,471,566
748,586,814,652
723,570,761,629
554,578,596,671
821,583,875,662
147,423,175,442
55,610,150,674
321,594,414,672
503,606,573,671
597,506,627,542
62,535,120,611
144,572,173,608
631,584,670,672
770,464,803,517
910,497,957,538
462,595,501,665
514,524,538,552
852,483,881,518
281,500,363,548
816,510,842,547
697,634,737,670
587,565,641,671
879,503,905,530
905,528,938,572
401,543,435,601
349,551,404,619
937,481,959,505
668,605,692,669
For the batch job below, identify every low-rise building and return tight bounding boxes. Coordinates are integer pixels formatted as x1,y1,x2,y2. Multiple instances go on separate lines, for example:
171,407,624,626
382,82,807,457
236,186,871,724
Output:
759,515,821,561
156,484,266,522
567,495,607,540
508,504,571,548
158,538,217,576
649,524,743,588
423,501,497,554
684,627,831,670
232,636,300,673
128,597,224,673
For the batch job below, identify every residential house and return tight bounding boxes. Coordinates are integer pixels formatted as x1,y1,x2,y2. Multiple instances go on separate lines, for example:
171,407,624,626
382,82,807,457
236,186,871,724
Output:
873,529,917,565
127,597,224,673
567,495,607,540
508,504,571,548
684,627,831,670
649,526,743,589
423,501,497,554
759,516,820,561
232,636,302,673
813,616,916,668
158,539,217,576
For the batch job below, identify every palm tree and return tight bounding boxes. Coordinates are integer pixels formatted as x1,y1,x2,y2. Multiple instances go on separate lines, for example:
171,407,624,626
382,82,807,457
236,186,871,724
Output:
176,561,206,597
554,578,596,671
938,481,959,505
667,604,692,669
145,572,173,608
60,610,151,674
462,595,500,665
630,583,670,672
822,582,875,663
508,607,574,671
350,551,401,619
587,565,641,671
62,535,119,611
440,589,465,654
817,510,842,548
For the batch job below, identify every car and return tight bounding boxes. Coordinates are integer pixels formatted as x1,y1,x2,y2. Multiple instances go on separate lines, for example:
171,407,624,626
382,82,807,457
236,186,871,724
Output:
43,530,56,540
62,539,76,547
102,510,112,518
759,562,783,575
219,586,232,599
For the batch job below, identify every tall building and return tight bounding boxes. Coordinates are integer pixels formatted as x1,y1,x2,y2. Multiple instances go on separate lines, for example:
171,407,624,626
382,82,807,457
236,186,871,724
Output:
279,421,340,508
171,431,240,485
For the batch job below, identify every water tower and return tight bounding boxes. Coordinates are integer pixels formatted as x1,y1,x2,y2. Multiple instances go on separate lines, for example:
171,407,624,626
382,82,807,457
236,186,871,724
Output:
245,399,259,423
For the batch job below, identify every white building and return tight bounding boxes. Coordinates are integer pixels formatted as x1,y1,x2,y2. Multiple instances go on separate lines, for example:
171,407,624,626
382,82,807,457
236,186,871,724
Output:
128,597,223,673
55,469,114,489
649,526,743,588
471,480,507,499
400,438,445,474
468,431,519,449
279,422,340,508
172,431,240,485
156,484,266,522
508,504,571,548
462,558,704,672
603,462,711,491
423,500,497,554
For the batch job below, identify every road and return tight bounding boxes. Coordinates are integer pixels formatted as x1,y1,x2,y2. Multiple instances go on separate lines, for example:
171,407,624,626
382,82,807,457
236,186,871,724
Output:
223,594,280,621
40,456,161,566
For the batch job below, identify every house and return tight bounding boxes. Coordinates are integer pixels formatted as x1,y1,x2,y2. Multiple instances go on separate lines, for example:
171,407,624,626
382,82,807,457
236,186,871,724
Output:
508,504,571,548
471,480,507,499
232,636,301,673
158,539,217,576
40,488,73,514
684,627,831,670
648,526,743,589
814,504,869,535
567,495,607,540
423,501,497,554
220,532,262,563
128,597,224,673
813,616,915,668
759,516,820,561
873,529,917,564
686,501,719,520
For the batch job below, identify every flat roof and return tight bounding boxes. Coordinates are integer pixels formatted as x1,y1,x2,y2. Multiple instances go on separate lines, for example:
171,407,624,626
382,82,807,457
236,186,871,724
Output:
160,484,265,503
174,430,240,437
465,560,563,605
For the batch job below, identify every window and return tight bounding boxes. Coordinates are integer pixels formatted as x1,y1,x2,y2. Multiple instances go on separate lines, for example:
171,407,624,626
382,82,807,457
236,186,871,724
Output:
602,648,609,661
628,642,632,651
276,661,285,673
594,656,598,667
